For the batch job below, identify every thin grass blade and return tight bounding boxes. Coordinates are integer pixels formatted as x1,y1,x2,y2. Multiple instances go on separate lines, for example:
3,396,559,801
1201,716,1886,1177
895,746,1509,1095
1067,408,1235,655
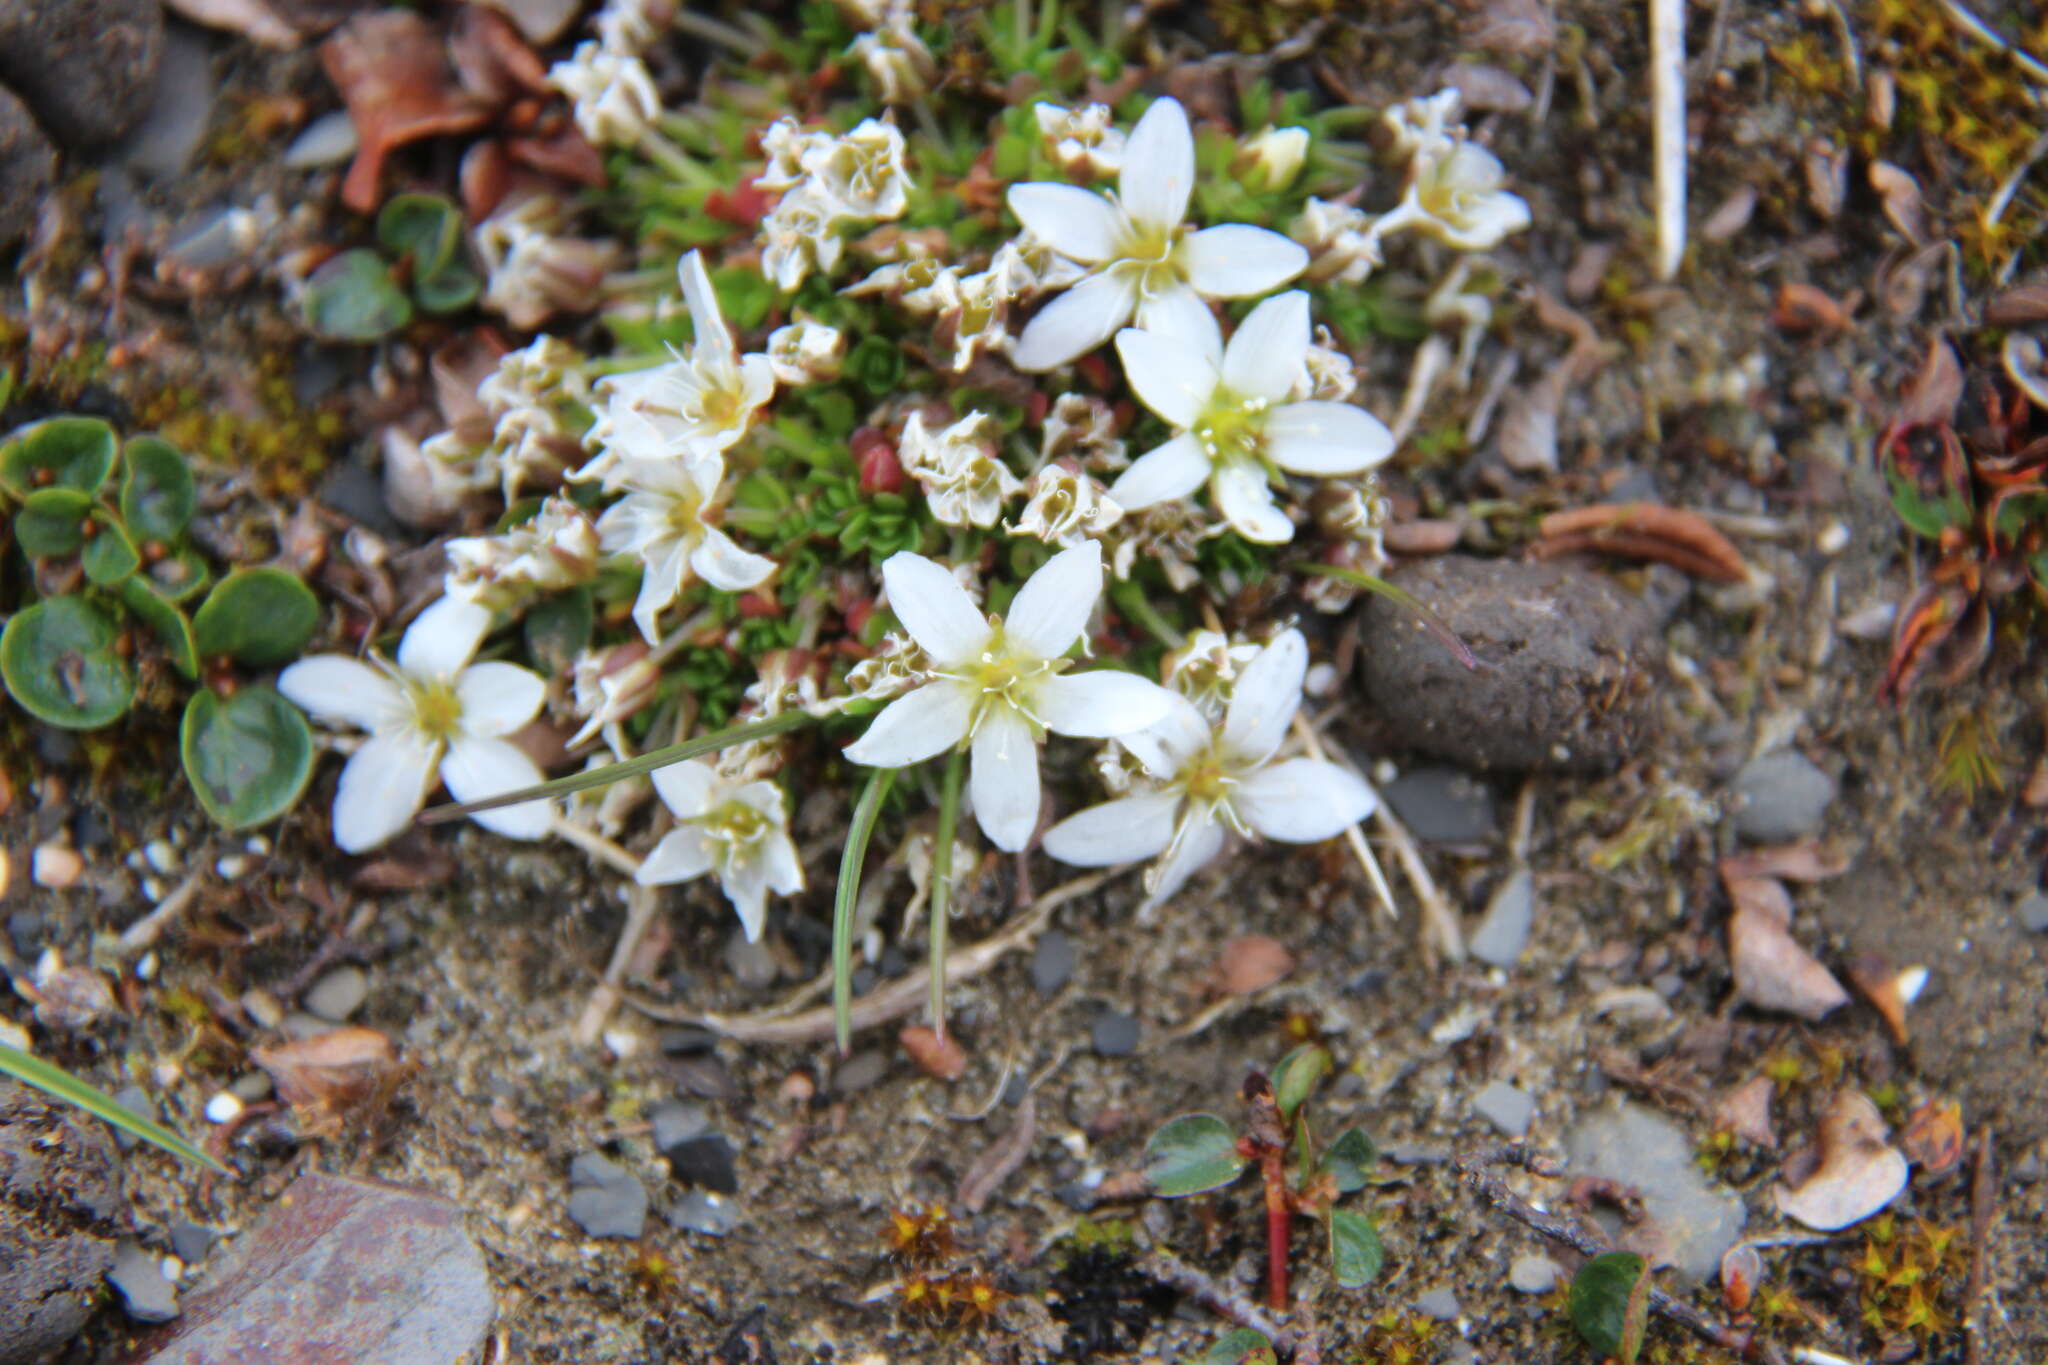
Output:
833,766,895,1054
0,1043,227,1174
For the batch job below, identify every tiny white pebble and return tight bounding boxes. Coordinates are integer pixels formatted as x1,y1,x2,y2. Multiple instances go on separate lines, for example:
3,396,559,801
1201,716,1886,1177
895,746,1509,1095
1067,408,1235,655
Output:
1303,661,1337,698
124,850,148,872
160,1255,183,1283
1815,519,1849,555
204,1093,243,1124
31,843,84,890
143,839,180,875
0,1019,30,1051
244,835,271,856
214,854,250,879
136,953,159,982
1896,966,1928,1003
1372,759,1399,785
142,875,166,902
154,1063,183,1087
601,1027,641,1059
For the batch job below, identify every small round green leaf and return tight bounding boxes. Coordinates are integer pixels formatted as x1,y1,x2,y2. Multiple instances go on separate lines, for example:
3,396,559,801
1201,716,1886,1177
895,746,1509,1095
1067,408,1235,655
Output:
147,545,211,603
1318,1127,1379,1195
81,516,140,586
524,587,594,672
1328,1207,1384,1288
181,686,315,829
1569,1252,1650,1362
303,248,414,342
1,416,118,496
1144,1113,1250,1198
376,192,465,275
119,577,199,679
120,435,198,542
192,567,321,666
1191,1328,1277,1365
1272,1043,1333,1121
13,487,93,556
0,596,134,728
414,263,481,315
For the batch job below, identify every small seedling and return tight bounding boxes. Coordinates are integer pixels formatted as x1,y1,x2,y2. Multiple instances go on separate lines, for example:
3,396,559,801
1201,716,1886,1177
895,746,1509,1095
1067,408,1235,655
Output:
301,193,481,341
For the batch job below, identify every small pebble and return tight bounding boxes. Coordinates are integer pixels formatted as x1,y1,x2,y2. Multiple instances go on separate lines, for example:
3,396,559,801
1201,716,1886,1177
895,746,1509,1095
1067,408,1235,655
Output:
142,875,165,902
204,1093,243,1124
280,1011,340,1041
214,854,251,880
109,1085,153,1149
1468,867,1534,969
1091,1010,1140,1058
667,1135,739,1194
0,1018,30,1052
31,843,83,890
240,989,285,1029
1508,1253,1562,1294
135,952,158,982
143,839,180,875
303,967,368,1022
566,1152,648,1240
832,1050,887,1094
1471,1080,1535,1138
669,1055,738,1100
667,1189,740,1237
228,1072,272,1103
601,1027,641,1059
650,1100,710,1155
107,1241,179,1323
282,109,358,168
1415,1286,1462,1321
168,1222,214,1265
1031,930,1076,995
657,1026,717,1055
1382,768,1497,844
2017,891,2048,934
1729,751,1836,843
244,836,270,856
723,934,780,989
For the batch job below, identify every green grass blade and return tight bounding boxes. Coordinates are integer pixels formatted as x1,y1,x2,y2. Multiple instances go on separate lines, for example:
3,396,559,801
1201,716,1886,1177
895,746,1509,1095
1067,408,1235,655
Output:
0,1043,227,1174
1291,562,1481,671
927,747,967,1040
833,766,895,1055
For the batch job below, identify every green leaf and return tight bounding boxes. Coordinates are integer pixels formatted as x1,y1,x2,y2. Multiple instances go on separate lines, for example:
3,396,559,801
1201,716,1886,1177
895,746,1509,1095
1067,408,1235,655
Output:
1570,1252,1651,1363
14,487,93,556
0,1043,227,1174
1144,1114,1250,1197
1884,458,1972,540
1271,1043,1332,1121
0,596,134,728
120,435,197,542
119,577,200,679
1319,1127,1379,1195
712,264,776,330
376,192,465,275
192,567,321,666
181,686,315,830
413,263,481,314
523,587,594,673
0,416,118,496
832,764,896,1053
1328,1207,1384,1287
81,516,140,585
302,248,413,342
147,545,211,603
1190,1328,1277,1365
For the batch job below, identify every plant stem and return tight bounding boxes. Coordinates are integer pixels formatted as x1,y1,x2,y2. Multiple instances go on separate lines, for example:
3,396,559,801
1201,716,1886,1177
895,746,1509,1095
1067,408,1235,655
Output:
1262,1143,1290,1312
928,747,967,1039
833,766,896,1054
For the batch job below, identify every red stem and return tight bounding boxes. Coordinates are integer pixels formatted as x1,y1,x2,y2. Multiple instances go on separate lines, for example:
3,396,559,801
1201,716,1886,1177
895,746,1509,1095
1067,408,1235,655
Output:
1261,1146,1290,1311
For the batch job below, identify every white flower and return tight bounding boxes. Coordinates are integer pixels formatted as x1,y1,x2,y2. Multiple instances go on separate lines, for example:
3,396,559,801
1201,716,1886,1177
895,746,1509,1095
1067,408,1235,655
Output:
580,250,776,481
1380,139,1532,252
279,597,552,853
1383,89,1464,159
594,0,676,54
843,542,1176,851
1106,500,1208,592
898,410,1024,528
808,118,913,220
1161,629,1262,722
549,43,662,147
1294,327,1358,402
1290,196,1380,284
848,10,935,104
637,760,803,942
766,316,846,384
475,200,621,330
1034,102,1125,177
759,185,847,291
1240,126,1310,190
758,119,834,193
568,642,661,747
1108,291,1395,543
1005,96,1309,371
1008,464,1122,548
1042,629,1377,907
444,495,600,609
1040,393,1127,472
597,446,777,642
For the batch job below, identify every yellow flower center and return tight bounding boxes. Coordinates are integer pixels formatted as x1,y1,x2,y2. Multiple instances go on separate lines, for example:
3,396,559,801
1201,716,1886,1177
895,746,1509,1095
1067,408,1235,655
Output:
694,798,773,857
945,623,1067,730
410,679,464,743
1193,390,1271,465
1113,220,1184,299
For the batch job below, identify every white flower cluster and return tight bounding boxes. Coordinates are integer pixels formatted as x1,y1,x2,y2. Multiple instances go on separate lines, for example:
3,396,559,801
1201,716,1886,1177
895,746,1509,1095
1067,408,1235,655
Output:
757,117,914,290
840,0,936,104
421,335,594,503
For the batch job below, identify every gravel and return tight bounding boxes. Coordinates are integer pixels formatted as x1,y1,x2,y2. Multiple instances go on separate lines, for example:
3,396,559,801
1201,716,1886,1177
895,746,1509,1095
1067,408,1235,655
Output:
1728,750,1836,843
1563,1101,1746,1281
1091,1009,1140,1057
668,1189,740,1237
303,967,369,1022
108,1241,180,1323
2015,891,2048,934
1470,1079,1535,1138
566,1153,648,1240
1467,867,1535,968
666,1135,739,1195
649,1101,711,1155
1031,929,1076,994
1382,767,1499,845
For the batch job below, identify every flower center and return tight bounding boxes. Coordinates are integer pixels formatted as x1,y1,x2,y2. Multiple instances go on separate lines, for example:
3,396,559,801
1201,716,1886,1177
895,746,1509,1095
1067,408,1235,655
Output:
410,679,464,743
1113,219,1184,298
948,623,1065,729
665,485,708,537
1193,390,1271,465
1182,755,1237,805
696,798,773,855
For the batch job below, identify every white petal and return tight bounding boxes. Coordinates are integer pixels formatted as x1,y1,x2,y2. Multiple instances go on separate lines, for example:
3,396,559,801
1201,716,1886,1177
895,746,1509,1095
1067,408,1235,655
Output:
637,825,713,885
456,662,546,738
1114,327,1217,428
1043,791,1181,866
1211,462,1293,543
690,526,777,592
1145,809,1226,907
629,537,690,644
1119,97,1193,231
678,250,736,365
1107,433,1211,511
844,681,974,768
881,551,991,664
650,758,716,820
277,656,403,732
1132,287,1222,367
331,731,439,853
1222,629,1305,763
442,737,551,840
1264,401,1395,475
1032,669,1175,739
1222,291,1310,402
1004,540,1101,659
762,830,806,896
1235,758,1377,841
1119,695,1211,778
1178,224,1309,297
720,857,773,942
1005,184,1121,263
398,596,492,681
970,703,1041,852
1011,272,1139,371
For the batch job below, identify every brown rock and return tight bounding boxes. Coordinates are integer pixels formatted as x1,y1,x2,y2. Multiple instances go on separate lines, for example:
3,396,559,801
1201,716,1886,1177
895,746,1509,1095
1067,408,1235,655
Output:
0,0,164,148
1354,555,1660,773
0,85,54,250
1,1080,127,1365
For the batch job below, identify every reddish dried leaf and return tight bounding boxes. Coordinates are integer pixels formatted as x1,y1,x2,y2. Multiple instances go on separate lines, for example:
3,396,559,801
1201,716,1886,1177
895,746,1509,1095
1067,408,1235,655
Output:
1728,904,1849,1021
1868,160,1927,243
1718,841,1850,884
1713,1075,1778,1150
447,4,549,105
1532,502,1749,582
1881,579,1974,704
503,128,607,187
1986,283,2048,327
1897,1098,1965,1176
1896,335,1964,430
898,1024,967,1081
1721,873,1794,929
1210,934,1296,996
1847,953,1911,1045
1775,1090,1908,1230
322,12,492,213
1773,282,1852,334
956,1095,1035,1212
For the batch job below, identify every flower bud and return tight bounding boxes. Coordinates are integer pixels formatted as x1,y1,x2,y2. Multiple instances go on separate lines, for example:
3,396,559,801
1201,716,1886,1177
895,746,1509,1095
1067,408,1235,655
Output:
1240,126,1310,191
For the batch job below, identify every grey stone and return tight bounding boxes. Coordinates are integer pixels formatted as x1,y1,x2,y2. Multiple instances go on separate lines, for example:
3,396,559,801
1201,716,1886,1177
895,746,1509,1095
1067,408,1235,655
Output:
0,1082,125,1365
304,966,369,1022
1092,1009,1140,1057
669,1054,737,1100
650,1101,710,1155
657,1026,717,1055
1357,556,1661,774
1468,867,1535,967
168,1222,214,1265
118,24,213,177
567,1153,647,1240
832,1050,887,1094
1508,1252,1562,1294
1563,1101,1745,1281
1032,929,1076,995
2017,891,2048,934
723,933,780,989
1471,1080,1535,1138
1382,767,1497,844
227,1072,272,1102
280,1012,339,1042
130,1171,493,1365
281,109,357,169
667,1135,739,1194
1729,751,1836,843
0,85,55,250
0,0,164,148
109,1240,179,1323
667,1189,740,1237
1415,1286,1462,1320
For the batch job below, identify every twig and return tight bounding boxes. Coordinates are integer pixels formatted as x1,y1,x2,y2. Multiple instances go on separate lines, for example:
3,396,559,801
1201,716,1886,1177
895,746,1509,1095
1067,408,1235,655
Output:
1288,714,1397,922
548,817,644,880
623,872,1112,1045
1650,0,1687,281
574,882,661,1047
1935,0,2048,85
1136,1249,1295,1353
1965,1124,1996,1365
1375,802,1466,963
116,868,208,954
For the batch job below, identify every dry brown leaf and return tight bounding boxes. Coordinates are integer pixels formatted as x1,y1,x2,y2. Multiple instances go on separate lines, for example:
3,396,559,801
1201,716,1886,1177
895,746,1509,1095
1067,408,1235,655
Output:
166,0,302,47
1896,335,1964,429
1897,1098,1965,1176
1877,242,1947,321
1846,953,1911,1045
1210,934,1295,996
1712,1075,1778,1150
1774,1090,1908,1230
1728,903,1848,1021
898,1024,967,1081
322,12,492,213
957,1095,1035,1212
1772,282,1852,335
1496,380,1560,473
1531,502,1750,582
1803,140,1849,219
1985,282,2048,327
1465,0,1554,55
253,1026,410,1137
1722,873,1794,929
1718,842,1850,884
1868,161,1927,243
1382,519,1463,555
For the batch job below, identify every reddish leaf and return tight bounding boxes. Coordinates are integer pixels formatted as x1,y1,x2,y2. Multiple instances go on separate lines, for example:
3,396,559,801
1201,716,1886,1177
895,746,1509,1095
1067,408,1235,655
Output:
322,12,492,213
1532,502,1749,582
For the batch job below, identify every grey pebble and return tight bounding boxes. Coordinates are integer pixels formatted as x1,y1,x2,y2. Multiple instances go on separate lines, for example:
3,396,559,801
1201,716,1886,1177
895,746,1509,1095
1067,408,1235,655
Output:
1467,867,1534,968
108,1241,179,1323
227,1072,272,1103
303,967,369,1022
1564,1101,1745,1281
657,1026,717,1055
669,1055,737,1100
723,934,780,989
168,1222,213,1266
666,1135,739,1194
1091,1010,1140,1058
1470,1080,1535,1138
566,1153,647,1240
1031,930,1076,995
109,1085,154,1151
280,1012,339,1042
1508,1252,1562,1294
667,1189,739,1237
649,1101,710,1155
1415,1286,1461,1321
118,24,212,178
1729,750,1836,843
281,109,357,169
1382,767,1497,845
0,85,55,250
832,1050,887,1095
2017,891,2048,934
